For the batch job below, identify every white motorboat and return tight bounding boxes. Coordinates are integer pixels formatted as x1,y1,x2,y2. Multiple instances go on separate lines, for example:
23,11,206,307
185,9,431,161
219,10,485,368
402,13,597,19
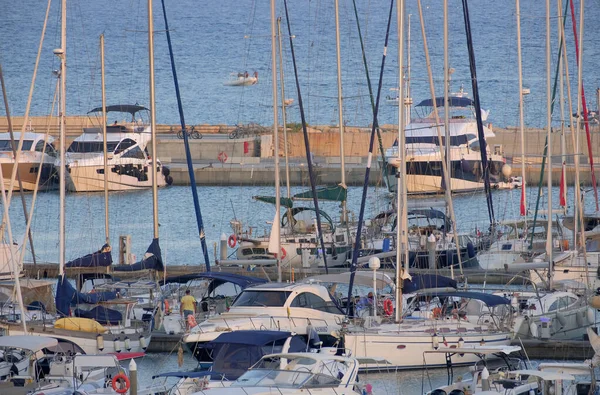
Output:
183,282,345,363
0,335,51,380
0,131,57,191
223,72,258,86
62,104,172,192
186,352,367,395
382,90,512,195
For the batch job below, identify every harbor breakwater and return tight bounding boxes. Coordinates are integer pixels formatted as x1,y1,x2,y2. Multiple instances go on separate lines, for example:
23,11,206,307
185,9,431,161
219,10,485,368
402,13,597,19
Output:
2,115,600,186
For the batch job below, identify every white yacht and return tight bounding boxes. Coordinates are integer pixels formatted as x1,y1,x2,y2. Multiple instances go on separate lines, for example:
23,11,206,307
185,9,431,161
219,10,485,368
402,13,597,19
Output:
0,132,56,191
182,282,345,363
63,104,172,192
383,91,515,194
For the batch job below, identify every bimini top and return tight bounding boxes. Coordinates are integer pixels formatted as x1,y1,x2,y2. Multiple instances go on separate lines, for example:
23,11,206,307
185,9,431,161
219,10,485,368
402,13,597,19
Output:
0,335,58,352
415,96,475,108
163,272,267,288
88,104,149,115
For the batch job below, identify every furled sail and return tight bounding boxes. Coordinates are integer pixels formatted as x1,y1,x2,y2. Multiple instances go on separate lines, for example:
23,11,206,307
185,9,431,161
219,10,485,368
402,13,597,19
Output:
55,275,117,317
113,238,163,272
65,244,112,268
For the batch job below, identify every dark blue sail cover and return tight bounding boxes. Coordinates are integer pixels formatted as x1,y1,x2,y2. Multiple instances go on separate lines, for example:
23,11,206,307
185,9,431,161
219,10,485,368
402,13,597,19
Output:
163,272,267,291
113,238,163,272
73,306,123,325
65,244,113,268
403,274,458,294
55,275,118,317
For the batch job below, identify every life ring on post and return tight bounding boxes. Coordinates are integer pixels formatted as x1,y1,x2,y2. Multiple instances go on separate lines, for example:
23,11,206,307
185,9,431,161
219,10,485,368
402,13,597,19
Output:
280,247,287,260
383,299,394,316
228,234,237,248
218,151,228,163
112,373,130,394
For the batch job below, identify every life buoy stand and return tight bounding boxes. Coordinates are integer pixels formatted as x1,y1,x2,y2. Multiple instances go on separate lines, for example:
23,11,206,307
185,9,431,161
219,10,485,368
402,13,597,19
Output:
112,373,130,394
228,234,237,248
218,152,228,163
383,299,394,316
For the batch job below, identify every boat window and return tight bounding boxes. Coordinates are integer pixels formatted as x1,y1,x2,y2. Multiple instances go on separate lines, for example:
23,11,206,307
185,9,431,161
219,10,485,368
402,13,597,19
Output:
68,141,119,153
232,290,290,307
291,292,341,314
405,135,469,147
0,140,33,151
548,300,559,312
121,146,146,159
114,138,137,155
501,244,513,251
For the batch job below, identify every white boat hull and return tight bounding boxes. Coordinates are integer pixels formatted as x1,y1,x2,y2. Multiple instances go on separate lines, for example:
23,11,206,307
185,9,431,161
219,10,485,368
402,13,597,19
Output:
224,77,258,86
65,163,167,192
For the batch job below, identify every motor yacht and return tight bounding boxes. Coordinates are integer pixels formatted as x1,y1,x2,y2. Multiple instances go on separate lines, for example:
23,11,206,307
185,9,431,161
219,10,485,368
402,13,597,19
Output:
63,104,172,192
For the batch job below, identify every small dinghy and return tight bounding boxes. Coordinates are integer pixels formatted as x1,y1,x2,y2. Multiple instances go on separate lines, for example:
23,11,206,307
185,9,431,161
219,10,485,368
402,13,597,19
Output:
224,71,258,86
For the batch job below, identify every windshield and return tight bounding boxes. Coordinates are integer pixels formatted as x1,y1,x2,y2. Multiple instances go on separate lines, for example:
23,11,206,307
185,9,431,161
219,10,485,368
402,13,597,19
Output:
0,140,33,151
232,291,290,307
68,141,119,154
233,369,340,389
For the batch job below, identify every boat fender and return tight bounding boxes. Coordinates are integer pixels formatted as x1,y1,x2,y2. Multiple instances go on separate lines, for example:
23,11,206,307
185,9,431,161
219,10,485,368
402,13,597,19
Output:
112,373,130,394
467,242,476,259
383,299,394,316
458,337,465,356
576,310,586,327
589,295,600,310
124,337,131,351
139,335,148,351
162,166,170,177
529,322,539,338
587,308,596,325
187,314,198,329
218,151,228,163
228,234,237,248
432,333,439,350
114,337,122,353
96,334,104,352
556,313,567,328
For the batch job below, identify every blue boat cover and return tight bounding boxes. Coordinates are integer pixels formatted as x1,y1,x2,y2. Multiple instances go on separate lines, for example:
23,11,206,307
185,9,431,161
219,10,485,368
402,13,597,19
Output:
162,272,267,293
73,306,123,325
403,274,457,294
113,238,163,272
415,96,475,108
65,244,113,268
422,291,510,306
55,275,118,317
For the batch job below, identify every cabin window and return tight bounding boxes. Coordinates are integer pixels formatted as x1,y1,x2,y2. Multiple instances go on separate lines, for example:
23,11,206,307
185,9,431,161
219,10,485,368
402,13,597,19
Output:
501,244,512,251
231,291,290,307
114,138,137,155
121,146,146,160
290,292,340,314
0,140,33,151
68,141,119,153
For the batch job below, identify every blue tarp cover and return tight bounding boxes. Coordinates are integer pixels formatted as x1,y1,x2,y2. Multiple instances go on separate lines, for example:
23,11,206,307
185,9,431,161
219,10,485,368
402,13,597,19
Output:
113,238,163,272
403,274,458,294
422,291,510,306
55,275,118,316
65,244,113,268
73,306,123,325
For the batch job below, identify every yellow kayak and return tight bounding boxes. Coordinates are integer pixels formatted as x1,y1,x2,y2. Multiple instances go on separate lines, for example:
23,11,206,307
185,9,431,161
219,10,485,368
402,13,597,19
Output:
54,317,106,334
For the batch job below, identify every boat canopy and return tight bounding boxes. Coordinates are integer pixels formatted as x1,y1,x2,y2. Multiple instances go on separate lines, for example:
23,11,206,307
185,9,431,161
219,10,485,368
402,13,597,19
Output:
55,275,118,317
88,104,149,115
113,238,163,272
162,272,267,290
73,306,122,325
418,291,510,306
0,335,58,352
416,96,475,108
65,244,113,268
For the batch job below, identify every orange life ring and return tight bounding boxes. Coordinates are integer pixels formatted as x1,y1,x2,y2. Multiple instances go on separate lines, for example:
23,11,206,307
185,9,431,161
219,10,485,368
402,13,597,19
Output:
280,247,287,260
112,373,130,394
218,151,228,163
228,234,237,248
383,299,394,316
187,314,198,328
432,307,442,319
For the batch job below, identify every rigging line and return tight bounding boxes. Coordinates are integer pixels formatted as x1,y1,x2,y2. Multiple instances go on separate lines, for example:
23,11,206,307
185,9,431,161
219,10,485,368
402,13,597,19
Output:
282,0,329,274
346,0,395,317
160,0,211,271
461,0,494,226
350,0,391,193
529,0,569,248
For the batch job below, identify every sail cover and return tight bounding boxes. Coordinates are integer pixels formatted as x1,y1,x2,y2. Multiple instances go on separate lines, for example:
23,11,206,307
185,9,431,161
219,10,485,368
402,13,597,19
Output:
293,185,347,202
253,196,294,208
65,244,113,268
73,306,123,325
113,238,164,272
402,274,457,293
55,275,118,317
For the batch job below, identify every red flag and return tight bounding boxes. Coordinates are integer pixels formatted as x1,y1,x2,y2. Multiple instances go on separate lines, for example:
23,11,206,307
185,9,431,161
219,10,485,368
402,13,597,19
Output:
559,165,566,207
520,185,526,216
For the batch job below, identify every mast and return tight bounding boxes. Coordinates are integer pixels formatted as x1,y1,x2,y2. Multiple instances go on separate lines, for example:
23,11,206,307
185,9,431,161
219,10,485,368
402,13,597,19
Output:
57,0,67,276
334,0,347,225
558,4,567,213
100,35,110,245
270,0,281,282
516,0,527,216
545,0,553,289
395,0,406,323
277,18,291,201
148,0,159,239
443,0,450,193
406,14,411,124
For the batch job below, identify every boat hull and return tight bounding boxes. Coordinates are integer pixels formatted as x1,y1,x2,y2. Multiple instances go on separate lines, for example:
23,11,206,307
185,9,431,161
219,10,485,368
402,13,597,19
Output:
0,162,56,191
65,163,168,192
